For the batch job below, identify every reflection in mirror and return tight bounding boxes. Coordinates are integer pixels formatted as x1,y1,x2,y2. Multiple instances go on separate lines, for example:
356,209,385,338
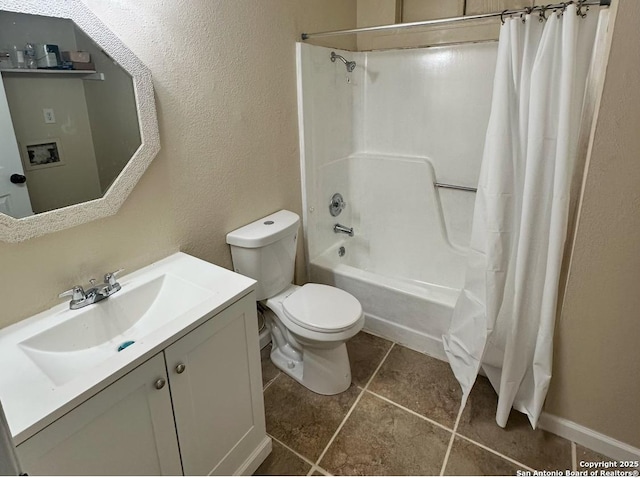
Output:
0,11,140,218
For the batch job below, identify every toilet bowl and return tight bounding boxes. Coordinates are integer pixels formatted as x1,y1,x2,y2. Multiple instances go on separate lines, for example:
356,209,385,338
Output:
226,210,364,395
264,283,364,394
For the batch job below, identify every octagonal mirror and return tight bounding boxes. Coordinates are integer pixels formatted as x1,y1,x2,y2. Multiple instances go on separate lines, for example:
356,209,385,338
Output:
0,0,159,242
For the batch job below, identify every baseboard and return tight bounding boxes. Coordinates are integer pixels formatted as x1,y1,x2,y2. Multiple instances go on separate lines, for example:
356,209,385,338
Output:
363,312,448,362
538,412,640,461
234,435,272,476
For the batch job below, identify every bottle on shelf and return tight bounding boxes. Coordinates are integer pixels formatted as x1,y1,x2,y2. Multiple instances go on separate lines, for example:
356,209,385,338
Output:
10,45,25,69
24,43,37,69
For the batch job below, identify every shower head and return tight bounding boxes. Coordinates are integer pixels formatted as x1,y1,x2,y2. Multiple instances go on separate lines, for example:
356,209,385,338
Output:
330,51,356,72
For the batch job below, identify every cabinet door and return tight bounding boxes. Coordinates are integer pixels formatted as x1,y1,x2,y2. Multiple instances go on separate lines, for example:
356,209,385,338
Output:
165,293,267,475
17,353,182,476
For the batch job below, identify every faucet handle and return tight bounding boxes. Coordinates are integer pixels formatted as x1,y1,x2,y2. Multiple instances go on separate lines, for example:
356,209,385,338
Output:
59,286,86,301
104,269,124,287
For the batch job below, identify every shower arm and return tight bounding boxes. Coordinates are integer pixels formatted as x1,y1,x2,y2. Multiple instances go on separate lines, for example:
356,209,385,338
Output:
330,52,356,72
330,52,348,65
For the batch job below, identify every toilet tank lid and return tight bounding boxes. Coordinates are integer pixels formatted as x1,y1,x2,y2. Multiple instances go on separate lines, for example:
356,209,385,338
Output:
226,210,300,248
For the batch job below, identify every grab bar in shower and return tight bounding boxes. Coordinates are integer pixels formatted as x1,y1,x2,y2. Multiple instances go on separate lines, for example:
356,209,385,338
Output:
434,182,477,193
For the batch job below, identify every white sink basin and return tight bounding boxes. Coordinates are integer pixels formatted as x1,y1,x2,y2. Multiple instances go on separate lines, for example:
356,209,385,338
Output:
18,273,213,386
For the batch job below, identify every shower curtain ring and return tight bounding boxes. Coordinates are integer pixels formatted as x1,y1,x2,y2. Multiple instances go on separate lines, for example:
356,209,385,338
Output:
538,6,547,22
500,9,508,25
576,1,589,17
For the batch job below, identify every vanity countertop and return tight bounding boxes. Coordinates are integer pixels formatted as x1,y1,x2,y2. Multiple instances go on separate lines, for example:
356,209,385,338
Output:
0,252,256,445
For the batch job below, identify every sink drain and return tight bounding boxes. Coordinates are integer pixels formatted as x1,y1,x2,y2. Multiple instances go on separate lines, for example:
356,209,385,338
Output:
117,340,135,352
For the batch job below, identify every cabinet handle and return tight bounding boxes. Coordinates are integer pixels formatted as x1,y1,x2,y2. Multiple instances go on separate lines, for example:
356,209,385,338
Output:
154,378,166,390
175,363,186,374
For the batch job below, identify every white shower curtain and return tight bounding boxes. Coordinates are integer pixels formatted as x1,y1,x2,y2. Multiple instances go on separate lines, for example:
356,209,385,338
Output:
443,4,607,428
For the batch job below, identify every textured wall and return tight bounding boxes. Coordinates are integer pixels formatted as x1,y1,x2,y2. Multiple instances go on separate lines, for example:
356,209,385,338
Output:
0,0,357,328
356,0,401,27
546,0,640,449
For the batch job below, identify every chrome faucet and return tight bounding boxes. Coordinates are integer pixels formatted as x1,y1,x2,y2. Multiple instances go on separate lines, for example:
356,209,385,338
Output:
334,223,354,237
59,269,124,310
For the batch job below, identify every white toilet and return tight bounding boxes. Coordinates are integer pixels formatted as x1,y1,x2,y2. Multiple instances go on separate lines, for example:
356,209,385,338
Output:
226,210,364,395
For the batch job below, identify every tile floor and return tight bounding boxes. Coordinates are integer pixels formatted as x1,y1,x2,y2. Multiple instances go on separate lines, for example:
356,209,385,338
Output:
255,331,616,476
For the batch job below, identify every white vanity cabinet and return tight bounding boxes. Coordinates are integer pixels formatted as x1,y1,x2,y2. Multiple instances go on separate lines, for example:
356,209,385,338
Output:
15,292,269,476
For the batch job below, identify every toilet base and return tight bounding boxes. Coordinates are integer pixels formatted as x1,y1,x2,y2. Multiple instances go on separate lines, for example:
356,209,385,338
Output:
270,339,352,395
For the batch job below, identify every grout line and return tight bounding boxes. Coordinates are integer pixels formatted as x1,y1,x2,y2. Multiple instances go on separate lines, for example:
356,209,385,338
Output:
262,371,281,392
313,342,396,469
451,395,465,433
454,433,536,472
314,387,366,468
364,389,454,433
439,396,467,475
363,341,395,390
317,464,333,476
309,464,333,476
572,441,577,472
440,432,456,476
269,434,317,468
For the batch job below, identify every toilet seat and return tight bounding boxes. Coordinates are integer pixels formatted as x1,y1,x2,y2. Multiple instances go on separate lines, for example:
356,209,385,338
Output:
282,283,363,333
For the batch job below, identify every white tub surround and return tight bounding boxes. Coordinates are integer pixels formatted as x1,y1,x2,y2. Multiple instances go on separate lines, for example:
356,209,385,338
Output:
297,42,497,355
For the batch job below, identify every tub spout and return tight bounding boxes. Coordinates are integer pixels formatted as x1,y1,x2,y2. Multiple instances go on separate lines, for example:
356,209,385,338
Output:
334,223,354,237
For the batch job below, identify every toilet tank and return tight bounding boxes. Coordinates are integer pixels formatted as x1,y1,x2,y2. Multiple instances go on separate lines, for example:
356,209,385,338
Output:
226,210,300,300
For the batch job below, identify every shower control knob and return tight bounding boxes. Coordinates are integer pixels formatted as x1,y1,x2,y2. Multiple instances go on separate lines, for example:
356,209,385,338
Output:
154,378,166,390
10,174,26,184
329,193,346,217
175,363,186,374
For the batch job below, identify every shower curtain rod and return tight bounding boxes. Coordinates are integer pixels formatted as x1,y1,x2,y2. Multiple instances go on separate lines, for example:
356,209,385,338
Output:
301,0,610,40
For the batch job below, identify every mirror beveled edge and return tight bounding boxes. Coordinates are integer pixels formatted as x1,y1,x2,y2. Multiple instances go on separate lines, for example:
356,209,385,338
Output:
0,0,159,243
